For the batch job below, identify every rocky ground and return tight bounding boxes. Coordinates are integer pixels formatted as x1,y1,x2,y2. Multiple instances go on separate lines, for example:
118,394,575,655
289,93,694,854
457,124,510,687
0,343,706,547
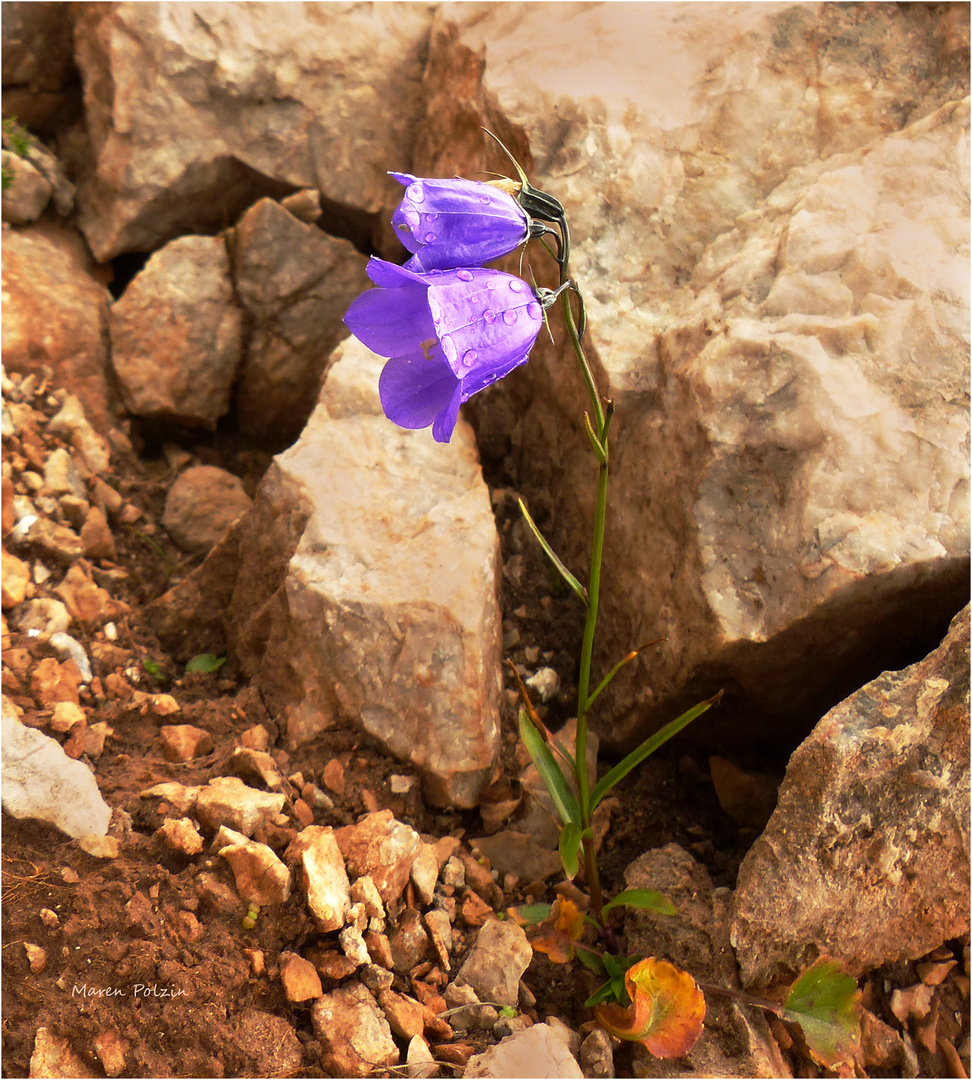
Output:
2,365,969,1079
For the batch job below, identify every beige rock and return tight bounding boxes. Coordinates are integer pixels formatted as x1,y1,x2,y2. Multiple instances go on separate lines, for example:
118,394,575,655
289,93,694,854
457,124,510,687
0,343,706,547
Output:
24,942,46,972
2,549,30,608
229,339,502,806
194,776,286,837
72,3,434,259
139,781,199,816
30,657,80,706
378,988,427,1040
157,817,205,856
406,1034,438,1079
334,810,421,905
83,721,111,759
279,951,323,1002
218,835,291,906
77,834,119,859
50,701,85,733
29,1027,96,1079
109,236,242,429
80,505,116,561
465,1022,584,1079
159,724,214,762
456,917,532,1008
349,874,385,921
2,150,53,224
163,465,252,555
731,606,971,985
312,982,400,1079
410,842,440,906
389,907,430,973
48,394,112,475
286,825,351,932
232,197,370,441
2,224,116,433
54,563,126,625
92,1029,129,1078
426,5,971,755
226,746,283,790
424,909,453,972
443,982,498,1032
13,596,72,637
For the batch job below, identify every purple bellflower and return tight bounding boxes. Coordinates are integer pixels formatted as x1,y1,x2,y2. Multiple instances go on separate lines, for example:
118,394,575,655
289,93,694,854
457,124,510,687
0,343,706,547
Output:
344,257,546,444
390,172,530,272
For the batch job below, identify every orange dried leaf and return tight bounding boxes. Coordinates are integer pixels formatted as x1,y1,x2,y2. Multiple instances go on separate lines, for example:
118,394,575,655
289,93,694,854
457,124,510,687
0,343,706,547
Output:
594,956,705,1059
531,898,585,964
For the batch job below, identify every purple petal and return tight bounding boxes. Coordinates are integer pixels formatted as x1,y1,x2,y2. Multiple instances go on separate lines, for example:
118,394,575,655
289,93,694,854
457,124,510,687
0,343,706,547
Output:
378,354,460,432
431,385,462,443
344,270,434,358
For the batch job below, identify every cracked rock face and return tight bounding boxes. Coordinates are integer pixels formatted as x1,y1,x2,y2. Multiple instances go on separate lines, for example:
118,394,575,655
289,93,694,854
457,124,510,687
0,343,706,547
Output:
730,606,971,987
229,338,503,808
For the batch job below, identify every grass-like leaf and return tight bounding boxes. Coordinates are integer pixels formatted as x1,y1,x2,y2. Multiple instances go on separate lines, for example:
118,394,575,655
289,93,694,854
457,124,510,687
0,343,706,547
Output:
590,692,721,810
602,888,676,917
586,639,665,710
782,960,862,1069
559,822,583,879
519,709,580,827
517,498,588,606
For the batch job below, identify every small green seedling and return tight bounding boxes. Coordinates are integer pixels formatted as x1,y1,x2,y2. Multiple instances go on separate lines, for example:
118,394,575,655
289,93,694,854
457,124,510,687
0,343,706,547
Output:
186,654,227,674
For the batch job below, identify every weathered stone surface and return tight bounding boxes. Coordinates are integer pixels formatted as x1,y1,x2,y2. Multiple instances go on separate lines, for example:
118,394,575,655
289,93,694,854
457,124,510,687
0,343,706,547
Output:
2,150,53,223
231,197,369,441
28,1027,96,1079
464,1022,584,1079
156,817,204,856
2,711,112,838
159,724,214,762
471,832,562,883
72,2,434,260
235,1009,303,1079
334,810,421,905
218,834,291,906
286,825,351,932
389,906,430,973
2,3,78,134
455,917,532,1008
730,606,971,987
229,338,502,806
424,5,970,754
1,224,116,433
2,549,31,608
109,236,242,428
312,981,399,1079
624,844,790,1079
194,776,286,837
279,951,323,1002
163,465,252,555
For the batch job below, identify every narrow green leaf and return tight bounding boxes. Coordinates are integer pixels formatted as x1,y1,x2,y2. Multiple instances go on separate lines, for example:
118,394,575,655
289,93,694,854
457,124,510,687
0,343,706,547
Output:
519,709,580,826
186,653,227,674
586,639,666,710
590,693,721,810
603,953,624,980
782,960,862,1069
517,499,588,606
576,948,607,976
559,822,583,879
602,888,677,917
585,979,621,1008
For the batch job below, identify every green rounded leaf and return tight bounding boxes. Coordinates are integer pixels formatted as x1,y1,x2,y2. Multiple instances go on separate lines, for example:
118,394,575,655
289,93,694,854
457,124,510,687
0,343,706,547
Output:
782,960,862,1069
602,888,676,917
186,653,227,674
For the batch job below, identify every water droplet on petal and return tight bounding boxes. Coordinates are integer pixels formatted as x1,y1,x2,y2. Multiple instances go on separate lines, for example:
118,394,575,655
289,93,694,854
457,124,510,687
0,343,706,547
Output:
424,231,437,243
457,269,474,281
427,212,439,222
408,182,424,202
503,310,518,324
480,194,491,204
483,310,496,324
486,279,497,290
508,279,523,292
462,349,478,367
527,301,542,320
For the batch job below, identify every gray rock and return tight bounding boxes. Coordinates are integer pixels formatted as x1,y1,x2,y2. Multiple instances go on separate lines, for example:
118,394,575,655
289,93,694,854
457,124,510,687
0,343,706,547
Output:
456,917,532,1008
580,1028,615,1079
229,338,502,807
109,235,242,429
163,465,252,555
731,605,970,986
312,982,399,1079
2,711,112,838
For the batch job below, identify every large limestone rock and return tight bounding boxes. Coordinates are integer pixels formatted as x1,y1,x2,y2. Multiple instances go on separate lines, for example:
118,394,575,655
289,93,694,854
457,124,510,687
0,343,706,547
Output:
1,224,116,433
730,606,970,988
109,235,242,428
420,4,970,750
72,2,435,259
228,337,503,807
230,197,370,441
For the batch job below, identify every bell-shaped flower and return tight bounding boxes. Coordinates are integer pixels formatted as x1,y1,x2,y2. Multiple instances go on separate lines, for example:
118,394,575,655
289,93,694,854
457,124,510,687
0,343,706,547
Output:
344,257,545,443
390,172,530,272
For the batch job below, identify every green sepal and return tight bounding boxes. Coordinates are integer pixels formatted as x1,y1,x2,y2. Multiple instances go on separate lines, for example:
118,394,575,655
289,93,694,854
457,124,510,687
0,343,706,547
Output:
590,693,721,811
518,709,580,827
559,822,584,879
517,498,588,606
781,960,862,1068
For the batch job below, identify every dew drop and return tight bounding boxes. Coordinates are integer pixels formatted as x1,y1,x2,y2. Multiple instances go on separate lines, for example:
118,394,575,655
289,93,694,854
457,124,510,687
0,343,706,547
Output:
503,309,518,324
457,269,474,281
527,301,542,320
483,310,497,324
486,279,497,290
408,182,425,202
424,232,437,243
427,212,439,222
479,194,491,204
462,349,478,367
508,279,523,292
